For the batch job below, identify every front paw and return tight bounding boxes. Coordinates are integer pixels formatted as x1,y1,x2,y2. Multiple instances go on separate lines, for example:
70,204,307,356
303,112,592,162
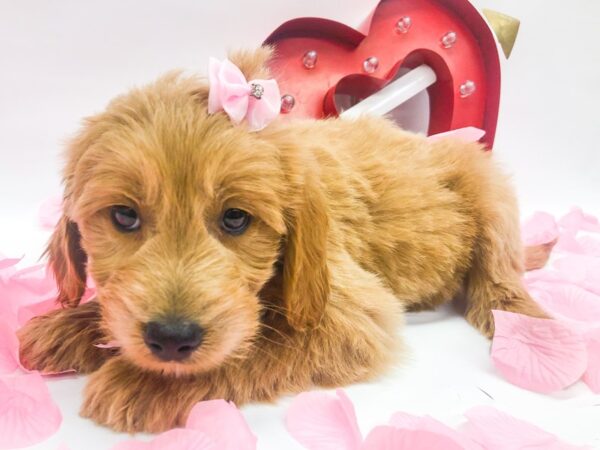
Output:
81,357,209,433
17,302,113,374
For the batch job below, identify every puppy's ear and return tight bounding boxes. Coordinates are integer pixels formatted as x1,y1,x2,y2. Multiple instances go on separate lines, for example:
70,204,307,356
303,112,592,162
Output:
45,213,87,308
45,113,106,307
282,170,330,331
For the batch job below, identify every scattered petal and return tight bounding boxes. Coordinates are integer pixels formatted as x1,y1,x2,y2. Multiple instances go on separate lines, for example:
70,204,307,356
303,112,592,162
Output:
0,256,22,272
389,413,478,449
491,310,587,393
521,212,559,246
185,399,257,450
552,255,600,295
526,281,600,323
555,229,587,254
17,298,59,327
0,321,20,374
111,428,215,450
0,263,58,321
427,127,486,143
524,268,566,285
93,340,121,349
10,264,56,296
463,406,589,449
0,295,18,330
286,389,362,450
558,208,600,233
0,373,62,449
362,426,464,450
582,328,600,393
578,235,600,257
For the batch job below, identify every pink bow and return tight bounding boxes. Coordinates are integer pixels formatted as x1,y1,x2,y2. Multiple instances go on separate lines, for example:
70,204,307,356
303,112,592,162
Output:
208,57,281,131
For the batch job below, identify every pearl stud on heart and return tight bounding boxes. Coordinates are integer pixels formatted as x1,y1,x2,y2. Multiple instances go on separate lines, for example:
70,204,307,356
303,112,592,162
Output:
280,94,296,113
302,50,318,69
441,31,457,48
395,16,412,34
362,56,379,73
459,80,476,97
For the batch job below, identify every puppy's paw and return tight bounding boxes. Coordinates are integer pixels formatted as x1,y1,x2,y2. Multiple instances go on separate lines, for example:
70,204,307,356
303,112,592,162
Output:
17,301,113,374
81,357,209,433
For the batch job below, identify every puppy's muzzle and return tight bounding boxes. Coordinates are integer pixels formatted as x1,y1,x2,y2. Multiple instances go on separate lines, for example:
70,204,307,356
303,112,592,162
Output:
143,319,204,362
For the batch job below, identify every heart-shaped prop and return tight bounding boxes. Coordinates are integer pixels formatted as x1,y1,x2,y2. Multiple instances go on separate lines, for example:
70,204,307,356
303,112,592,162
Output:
264,0,503,147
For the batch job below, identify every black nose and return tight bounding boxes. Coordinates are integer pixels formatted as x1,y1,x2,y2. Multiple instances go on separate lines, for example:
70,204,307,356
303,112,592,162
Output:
143,320,204,362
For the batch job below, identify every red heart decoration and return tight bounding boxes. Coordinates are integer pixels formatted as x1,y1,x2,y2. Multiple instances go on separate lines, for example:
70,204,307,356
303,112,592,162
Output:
264,0,501,147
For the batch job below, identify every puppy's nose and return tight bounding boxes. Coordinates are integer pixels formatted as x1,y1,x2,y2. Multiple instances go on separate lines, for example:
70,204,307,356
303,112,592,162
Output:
143,320,204,362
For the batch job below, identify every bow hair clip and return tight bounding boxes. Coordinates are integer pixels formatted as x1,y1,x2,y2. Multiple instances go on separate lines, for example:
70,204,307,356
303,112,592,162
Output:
208,57,281,131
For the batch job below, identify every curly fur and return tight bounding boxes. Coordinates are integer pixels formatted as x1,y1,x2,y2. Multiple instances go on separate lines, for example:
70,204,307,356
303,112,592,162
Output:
18,48,548,432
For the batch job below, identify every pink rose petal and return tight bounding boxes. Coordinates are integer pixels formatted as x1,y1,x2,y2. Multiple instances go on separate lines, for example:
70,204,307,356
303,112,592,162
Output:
0,263,58,319
554,229,600,256
389,413,479,449
112,428,215,450
552,255,600,295
427,127,486,143
525,268,567,285
578,235,600,257
0,373,62,449
521,212,559,246
17,297,60,327
0,296,18,331
286,389,362,450
491,310,587,393
0,321,20,374
463,406,590,449
93,340,121,349
0,256,22,272
582,328,600,393
555,229,586,254
526,281,600,323
362,426,464,450
558,208,600,233
185,399,256,450
10,264,56,296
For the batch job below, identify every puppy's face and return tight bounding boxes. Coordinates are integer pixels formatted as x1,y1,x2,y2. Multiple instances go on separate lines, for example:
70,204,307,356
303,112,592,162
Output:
48,53,330,375
53,74,297,375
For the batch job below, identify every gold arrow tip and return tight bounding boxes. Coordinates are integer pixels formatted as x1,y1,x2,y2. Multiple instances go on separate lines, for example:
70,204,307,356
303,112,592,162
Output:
482,9,520,59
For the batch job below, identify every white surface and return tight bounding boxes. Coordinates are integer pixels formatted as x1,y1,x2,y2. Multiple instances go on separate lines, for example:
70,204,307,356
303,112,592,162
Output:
1,0,599,449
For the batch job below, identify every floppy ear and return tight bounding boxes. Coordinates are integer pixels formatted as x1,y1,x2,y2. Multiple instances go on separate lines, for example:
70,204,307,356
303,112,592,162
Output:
45,213,87,308
282,170,331,331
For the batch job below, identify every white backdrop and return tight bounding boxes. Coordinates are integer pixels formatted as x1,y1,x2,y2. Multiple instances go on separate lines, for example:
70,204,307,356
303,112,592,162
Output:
1,1,599,449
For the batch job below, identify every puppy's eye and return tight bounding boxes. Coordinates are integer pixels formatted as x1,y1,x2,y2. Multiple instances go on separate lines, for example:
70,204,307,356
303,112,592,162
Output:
111,206,141,232
221,208,251,235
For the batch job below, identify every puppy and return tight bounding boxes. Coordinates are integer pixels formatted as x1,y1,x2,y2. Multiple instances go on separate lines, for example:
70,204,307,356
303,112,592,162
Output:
17,48,547,433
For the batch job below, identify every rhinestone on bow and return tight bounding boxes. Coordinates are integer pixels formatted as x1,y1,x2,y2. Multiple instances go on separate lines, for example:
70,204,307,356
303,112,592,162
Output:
250,83,264,99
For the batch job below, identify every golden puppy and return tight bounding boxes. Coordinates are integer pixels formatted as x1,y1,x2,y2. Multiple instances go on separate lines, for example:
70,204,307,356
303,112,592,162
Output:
18,48,547,433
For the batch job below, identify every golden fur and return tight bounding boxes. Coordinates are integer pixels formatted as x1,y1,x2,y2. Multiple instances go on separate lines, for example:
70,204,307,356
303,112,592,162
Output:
18,48,547,433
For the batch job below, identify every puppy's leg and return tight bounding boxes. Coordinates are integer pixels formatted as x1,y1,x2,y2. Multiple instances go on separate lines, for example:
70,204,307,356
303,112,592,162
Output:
462,155,549,337
81,356,216,432
17,301,113,373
